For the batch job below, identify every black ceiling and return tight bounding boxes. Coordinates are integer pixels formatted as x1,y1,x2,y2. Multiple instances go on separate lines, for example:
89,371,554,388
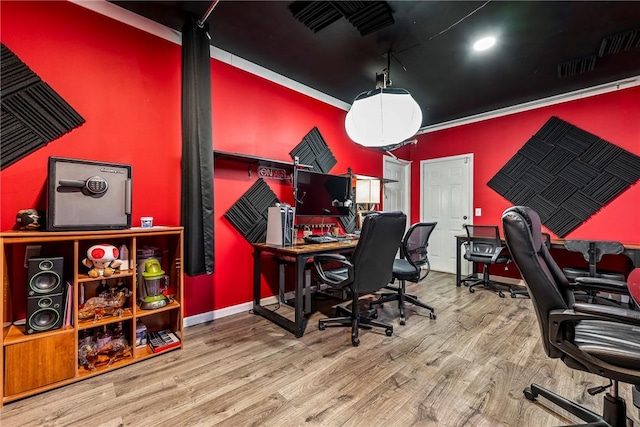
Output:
111,1,640,128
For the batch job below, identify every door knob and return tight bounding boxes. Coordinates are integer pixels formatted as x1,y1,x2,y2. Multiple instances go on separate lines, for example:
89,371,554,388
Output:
463,216,468,220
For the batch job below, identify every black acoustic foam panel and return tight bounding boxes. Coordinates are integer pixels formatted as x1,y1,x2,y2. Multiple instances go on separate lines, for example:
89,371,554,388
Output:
338,205,357,234
224,178,280,243
289,127,337,174
488,116,640,237
289,1,394,36
1,43,85,170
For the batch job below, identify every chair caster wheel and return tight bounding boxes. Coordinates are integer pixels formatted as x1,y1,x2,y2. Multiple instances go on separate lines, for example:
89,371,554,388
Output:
499,292,505,298
371,311,378,319
510,292,517,298
469,288,475,293
400,319,406,326
385,328,393,336
318,322,326,331
351,337,360,346
523,387,538,401
430,312,436,320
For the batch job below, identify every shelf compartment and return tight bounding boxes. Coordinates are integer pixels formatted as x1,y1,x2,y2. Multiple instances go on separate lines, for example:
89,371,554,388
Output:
135,300,181,318
3,324,75,346
77,270,134,283
77,352,134,379
77,309,134,330
134,342,181,360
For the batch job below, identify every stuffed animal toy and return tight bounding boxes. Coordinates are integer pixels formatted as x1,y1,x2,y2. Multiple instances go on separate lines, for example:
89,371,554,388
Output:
83,244,123,278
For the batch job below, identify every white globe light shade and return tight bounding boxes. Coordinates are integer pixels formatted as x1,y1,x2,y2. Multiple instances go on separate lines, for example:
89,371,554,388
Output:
345,88,422,147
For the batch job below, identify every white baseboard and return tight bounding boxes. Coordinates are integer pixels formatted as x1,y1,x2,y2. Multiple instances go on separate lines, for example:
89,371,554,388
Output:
183,296,279,328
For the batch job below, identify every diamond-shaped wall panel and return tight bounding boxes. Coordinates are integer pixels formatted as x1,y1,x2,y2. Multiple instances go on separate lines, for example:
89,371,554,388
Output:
289,127,337,173
1,43,85,170
224,179,280,243
488,116,640,237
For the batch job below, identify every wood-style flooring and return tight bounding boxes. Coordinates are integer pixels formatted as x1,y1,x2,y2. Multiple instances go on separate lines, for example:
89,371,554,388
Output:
2,272,639,426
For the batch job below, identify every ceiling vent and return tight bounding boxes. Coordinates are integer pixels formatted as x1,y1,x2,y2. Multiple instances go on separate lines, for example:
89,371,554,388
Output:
599,28,640,57
289,1,394,36
557,56,596,78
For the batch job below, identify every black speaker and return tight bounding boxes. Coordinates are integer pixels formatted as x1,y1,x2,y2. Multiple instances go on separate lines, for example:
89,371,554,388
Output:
26,257,64,334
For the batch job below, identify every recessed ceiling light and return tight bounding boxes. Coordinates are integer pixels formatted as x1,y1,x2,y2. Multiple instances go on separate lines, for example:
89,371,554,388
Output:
473,36,496,51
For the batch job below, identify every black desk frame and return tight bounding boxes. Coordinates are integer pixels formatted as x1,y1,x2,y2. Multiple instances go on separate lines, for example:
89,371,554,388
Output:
456,235,640,287
252,240,358,337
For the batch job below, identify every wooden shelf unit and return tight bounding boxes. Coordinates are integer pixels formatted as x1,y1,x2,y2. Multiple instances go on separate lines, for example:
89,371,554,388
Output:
0,226,184,406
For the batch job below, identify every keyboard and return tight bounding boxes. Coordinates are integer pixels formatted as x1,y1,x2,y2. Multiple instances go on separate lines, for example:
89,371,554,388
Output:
304,235,339,244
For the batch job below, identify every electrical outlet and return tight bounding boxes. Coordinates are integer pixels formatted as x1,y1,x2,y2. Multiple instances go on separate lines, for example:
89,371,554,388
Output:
23,245,42,268
475,208,482,216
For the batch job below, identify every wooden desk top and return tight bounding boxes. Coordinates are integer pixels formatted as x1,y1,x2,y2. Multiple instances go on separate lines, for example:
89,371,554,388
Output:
252,238,359,256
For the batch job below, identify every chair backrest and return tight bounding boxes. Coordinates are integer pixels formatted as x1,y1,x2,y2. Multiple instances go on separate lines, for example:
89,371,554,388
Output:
463,224,502,256
402,222,437,280
351,211,407,294
564,240,625,263
502,206,574,359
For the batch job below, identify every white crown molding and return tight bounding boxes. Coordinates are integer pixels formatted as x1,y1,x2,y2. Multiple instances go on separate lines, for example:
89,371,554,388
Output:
69,0,350,111
417,76,640,135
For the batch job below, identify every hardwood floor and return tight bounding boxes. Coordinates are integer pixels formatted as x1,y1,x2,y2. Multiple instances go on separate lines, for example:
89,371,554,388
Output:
2,272,639,426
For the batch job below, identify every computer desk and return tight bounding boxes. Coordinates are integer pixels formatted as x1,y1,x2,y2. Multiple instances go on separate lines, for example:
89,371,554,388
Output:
455,235,640,286
252,239,359,337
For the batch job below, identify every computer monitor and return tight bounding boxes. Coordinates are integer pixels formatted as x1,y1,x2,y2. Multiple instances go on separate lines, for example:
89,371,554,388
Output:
294,170,352,217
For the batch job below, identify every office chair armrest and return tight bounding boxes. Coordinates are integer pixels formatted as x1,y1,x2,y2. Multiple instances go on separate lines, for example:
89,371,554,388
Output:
549,305,640,345
490,246,510,263
573,276,628,294
313,254,354,287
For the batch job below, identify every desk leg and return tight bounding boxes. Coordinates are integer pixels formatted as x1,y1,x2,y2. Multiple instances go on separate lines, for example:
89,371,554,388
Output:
456,237,462,287
253,249,261,308
295,256,307,337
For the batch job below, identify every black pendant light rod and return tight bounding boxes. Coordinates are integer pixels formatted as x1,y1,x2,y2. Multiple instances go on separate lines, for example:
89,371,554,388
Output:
197,0,220,28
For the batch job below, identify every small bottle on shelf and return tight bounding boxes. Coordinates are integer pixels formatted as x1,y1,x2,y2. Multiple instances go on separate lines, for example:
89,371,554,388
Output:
97,325,112,350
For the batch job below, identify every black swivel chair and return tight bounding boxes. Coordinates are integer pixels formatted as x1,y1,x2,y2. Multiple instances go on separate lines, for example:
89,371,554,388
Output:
502,206,640,427
462,224,511,298
563,240,626,282
313,211,406,346
370,222,437,325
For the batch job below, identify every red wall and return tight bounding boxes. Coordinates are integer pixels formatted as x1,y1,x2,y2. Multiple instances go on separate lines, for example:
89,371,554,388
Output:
0,1,383,317
399,87,640,243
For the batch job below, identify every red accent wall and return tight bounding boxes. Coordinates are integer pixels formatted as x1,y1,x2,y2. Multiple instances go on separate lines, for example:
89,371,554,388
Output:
398,86,640,243
0,1,383,317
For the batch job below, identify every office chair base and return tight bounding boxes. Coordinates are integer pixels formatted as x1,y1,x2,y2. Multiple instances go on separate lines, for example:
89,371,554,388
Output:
318,305,393,346
467,279,507,298
524,383,630,427
510,288,530,298
370,283,437,325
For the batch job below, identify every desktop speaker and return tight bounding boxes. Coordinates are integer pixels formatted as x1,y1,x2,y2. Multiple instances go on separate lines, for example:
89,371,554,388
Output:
27,257,64,296
26,257,64,334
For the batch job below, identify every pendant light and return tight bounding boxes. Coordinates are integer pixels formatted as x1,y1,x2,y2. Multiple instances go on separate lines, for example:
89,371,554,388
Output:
345,53,422,147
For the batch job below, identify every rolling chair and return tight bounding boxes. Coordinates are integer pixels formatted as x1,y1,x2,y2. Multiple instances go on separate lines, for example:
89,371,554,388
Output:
313,211,406,346
563,240,626,283
502,206,640,427
462,224,511,298
370,222,437,325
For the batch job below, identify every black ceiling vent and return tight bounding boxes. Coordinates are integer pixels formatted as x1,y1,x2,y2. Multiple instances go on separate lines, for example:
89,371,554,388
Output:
557,56,596,78
289,1,342,33
289,1,394,36
599,28,640,57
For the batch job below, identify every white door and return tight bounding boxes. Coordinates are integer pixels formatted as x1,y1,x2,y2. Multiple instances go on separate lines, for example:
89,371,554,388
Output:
420,154,473,274
383,155,411,226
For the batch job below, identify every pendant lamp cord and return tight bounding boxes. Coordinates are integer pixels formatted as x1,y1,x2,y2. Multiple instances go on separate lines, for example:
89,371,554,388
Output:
197,0,220,28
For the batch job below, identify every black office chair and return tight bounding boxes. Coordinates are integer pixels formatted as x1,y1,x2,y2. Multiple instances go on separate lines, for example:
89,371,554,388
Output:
313,211,406,346
563,240,626,282
370,222,437,325
502,206,640,427
510,232,551,298
462,224,511,298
